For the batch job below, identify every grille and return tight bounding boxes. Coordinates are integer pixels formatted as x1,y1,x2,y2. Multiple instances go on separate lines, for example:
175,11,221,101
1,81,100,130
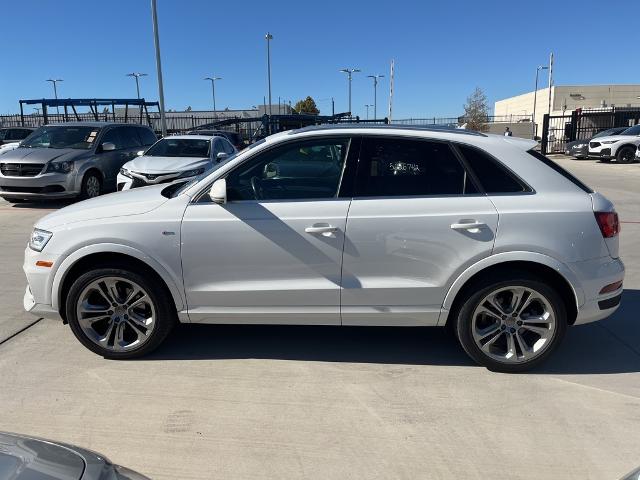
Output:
0,163,45,177
589,142,601,149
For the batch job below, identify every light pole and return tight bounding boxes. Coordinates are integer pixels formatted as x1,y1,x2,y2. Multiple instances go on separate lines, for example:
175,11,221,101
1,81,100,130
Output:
46,79,63,115
204,76,222,116
126,72,148,99
340,68,360,115
150,0,167,136
364,104,373,120
532,65,548,138
367,74,384,119
265,33,273,117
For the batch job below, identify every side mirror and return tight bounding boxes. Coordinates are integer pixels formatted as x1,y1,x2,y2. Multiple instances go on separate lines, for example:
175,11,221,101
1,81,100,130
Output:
136,150,145,156
101,142,116,152
216,152,229,162
209,178,227,204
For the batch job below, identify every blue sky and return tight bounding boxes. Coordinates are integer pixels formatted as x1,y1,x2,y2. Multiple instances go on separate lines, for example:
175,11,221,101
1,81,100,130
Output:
1,0,639,118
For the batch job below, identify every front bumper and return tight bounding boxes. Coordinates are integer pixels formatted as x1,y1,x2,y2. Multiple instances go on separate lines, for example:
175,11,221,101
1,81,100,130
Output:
571,256,625,325
23,247,63,321
566,145,589,158
0,171,79,200
588,148,612,159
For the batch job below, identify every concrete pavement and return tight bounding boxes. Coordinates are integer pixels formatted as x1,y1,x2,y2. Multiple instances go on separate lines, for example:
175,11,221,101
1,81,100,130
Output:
0,156,639,480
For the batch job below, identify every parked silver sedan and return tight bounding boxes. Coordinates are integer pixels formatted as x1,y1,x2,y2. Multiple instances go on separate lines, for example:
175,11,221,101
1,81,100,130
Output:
23,125,624,372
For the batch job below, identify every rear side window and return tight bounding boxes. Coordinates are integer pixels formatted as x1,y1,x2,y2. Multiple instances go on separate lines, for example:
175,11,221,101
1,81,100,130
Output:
458,145,529,193
527,149,593,193
138,127,157,146
355,137,477,197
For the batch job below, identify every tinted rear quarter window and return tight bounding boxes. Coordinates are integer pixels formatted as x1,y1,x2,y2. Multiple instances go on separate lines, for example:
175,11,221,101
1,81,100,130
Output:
457,144,529,193
527,149,593,193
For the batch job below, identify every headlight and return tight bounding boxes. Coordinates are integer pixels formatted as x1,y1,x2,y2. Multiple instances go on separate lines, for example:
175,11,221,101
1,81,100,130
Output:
601,140,619,145
119,167,132,178
29,228,53,252
45,161,74,173
180,167,205,178
576,143,586,148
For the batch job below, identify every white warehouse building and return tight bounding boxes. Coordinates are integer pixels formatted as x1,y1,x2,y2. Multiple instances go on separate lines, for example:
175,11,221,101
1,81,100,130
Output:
494,84,640,138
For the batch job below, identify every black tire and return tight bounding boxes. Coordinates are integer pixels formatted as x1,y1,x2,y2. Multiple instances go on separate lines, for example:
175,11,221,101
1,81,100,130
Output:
66,267,176,359
616,146,635,164
79,171,102,199
453,273,567,373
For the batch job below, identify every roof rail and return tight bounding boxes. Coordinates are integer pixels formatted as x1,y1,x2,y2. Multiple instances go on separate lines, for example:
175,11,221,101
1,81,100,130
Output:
288,123,486,137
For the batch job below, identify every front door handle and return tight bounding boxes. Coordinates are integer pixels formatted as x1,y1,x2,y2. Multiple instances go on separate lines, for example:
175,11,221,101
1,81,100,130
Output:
305,224,338,235
450,220,486,231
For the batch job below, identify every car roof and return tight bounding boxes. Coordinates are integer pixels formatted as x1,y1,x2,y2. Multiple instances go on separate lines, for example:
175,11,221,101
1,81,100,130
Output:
288,124,486,137
164,134,218,141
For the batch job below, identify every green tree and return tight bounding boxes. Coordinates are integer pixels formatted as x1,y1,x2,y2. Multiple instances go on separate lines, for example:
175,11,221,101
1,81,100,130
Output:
293,96,320,115
462,87,489,132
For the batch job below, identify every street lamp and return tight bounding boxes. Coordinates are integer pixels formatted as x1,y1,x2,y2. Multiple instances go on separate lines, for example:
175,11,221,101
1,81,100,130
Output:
364,104,373,120
367,74,384,119
46,78,63,115
204,76,222,116
265,33,273,117
340,68,360,115
126,72,148,99
532,65,548,138
150,0,167,136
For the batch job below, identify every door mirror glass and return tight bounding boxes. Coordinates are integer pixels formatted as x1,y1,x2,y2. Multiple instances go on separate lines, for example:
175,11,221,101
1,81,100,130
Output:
216,152,228,162
208,178,227,204
101,142,116,152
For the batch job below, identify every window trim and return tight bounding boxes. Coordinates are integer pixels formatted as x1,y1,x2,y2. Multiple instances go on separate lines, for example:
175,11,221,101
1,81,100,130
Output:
451,142,535,196
193,135,353,203
351,134,483,199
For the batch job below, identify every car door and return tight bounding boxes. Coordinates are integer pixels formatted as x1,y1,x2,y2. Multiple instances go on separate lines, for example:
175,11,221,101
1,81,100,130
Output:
94,127,125,187
180,136,353,325
341,136,499,326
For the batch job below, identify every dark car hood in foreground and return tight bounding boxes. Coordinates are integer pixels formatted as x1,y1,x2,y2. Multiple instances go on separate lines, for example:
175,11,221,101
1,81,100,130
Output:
0,147,87,165
0,432,150,479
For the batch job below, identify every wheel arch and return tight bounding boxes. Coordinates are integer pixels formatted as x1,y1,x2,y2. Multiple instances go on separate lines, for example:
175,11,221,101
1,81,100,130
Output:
52,244,186,322
440,252,582,327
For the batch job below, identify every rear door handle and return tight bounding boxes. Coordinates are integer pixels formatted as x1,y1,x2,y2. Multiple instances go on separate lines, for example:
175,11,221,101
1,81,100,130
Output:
305,225,338,235
450,220,486,230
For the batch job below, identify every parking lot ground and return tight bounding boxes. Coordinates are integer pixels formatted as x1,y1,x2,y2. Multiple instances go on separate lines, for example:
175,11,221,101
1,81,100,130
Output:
0,156,639,480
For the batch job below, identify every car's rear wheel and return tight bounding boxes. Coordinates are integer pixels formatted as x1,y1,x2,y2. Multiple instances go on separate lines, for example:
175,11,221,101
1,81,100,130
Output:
80,172,102,199
454,274,567,372
616,146,636,164
66,268,175,359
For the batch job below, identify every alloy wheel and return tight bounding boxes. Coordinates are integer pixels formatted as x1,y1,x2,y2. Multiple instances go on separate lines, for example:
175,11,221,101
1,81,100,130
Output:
471,286,556,364
85,176,101,198
76,276,156,352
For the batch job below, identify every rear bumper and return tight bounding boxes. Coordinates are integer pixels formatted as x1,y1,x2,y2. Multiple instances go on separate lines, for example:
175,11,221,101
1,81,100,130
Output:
571,257,624,325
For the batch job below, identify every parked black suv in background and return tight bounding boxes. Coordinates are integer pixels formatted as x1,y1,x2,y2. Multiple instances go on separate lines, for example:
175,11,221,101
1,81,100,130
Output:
0,127,35,146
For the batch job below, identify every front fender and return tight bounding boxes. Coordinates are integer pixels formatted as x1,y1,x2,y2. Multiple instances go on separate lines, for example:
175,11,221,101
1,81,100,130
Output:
50,242,186,317
439,251,583,326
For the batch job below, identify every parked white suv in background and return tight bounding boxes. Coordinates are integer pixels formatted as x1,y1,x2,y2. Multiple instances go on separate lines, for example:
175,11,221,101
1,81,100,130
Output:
23,125,624,372
588,124,640,163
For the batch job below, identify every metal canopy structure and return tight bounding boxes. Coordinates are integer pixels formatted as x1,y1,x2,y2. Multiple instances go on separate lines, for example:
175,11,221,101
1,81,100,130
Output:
18,98,160,126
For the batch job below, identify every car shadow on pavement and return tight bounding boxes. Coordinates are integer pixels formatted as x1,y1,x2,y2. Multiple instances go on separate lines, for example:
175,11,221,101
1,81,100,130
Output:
5,200,74,210
146,290,640,374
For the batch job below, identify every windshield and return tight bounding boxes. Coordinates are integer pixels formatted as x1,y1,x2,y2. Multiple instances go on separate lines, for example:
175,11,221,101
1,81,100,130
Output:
20,126,100,149
593,128,622,139
621,124,640,136
145,138,211,157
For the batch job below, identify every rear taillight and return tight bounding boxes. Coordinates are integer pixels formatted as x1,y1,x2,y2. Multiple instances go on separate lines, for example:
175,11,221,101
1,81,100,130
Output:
594,211,620,238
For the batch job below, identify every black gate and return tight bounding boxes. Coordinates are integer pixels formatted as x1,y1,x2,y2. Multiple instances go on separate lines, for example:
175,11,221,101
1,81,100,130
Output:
541,107,640,154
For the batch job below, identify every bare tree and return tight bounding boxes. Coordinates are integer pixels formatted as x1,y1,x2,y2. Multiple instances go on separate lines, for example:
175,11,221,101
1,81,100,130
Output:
463,87,489,132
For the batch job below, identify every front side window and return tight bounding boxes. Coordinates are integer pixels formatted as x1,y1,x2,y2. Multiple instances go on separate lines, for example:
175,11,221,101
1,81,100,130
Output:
120,127,143,148
226,138,349,201
354,137,477,197
0,130,7,141
21,126,100,150
100,128,125,150
145,138,211,158
138,127,157,146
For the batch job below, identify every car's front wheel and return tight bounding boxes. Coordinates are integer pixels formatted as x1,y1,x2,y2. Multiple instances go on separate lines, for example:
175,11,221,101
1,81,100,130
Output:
66,267,176,359
80,171,102,199
454,274,567,372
